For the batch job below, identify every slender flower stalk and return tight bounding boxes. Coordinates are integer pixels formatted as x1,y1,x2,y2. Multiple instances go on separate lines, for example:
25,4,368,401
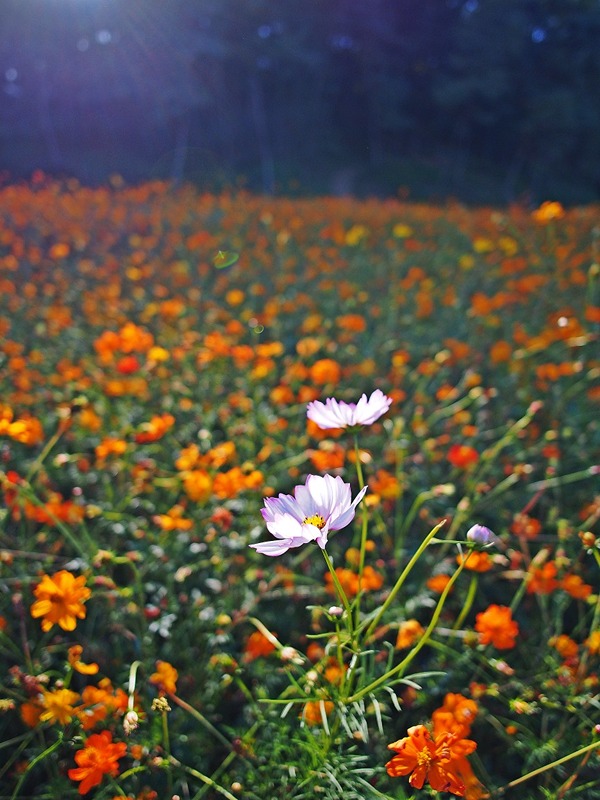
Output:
363,519,446,642
348,550,471,704
321,547,354,628
453,572,478,631
353,432,370,629
499,739,600,793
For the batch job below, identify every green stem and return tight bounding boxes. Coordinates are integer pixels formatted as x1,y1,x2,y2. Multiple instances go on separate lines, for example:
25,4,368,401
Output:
453,571,478,630
170,756,239,800
321,548,354,637
169,693,233,751
10,733,63,800
498,739,600,793
160,705,174,798
10,479,97,559
526,466,600,492
364,519,446,642
352,432,365,490
191,721,263,800
354,432,369,629
25,423,66,484
348,551,470,703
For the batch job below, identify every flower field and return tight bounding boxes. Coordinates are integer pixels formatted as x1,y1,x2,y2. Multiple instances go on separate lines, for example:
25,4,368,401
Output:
0,176,599,799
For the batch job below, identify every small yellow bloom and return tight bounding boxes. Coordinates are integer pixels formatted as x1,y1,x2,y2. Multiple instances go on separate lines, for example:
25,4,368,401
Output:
30,570,91,632
584,630,600,655
40,688,80,725
392,223,413,238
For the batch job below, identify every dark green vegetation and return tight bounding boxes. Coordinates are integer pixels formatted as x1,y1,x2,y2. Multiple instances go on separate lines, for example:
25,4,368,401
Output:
1,0,600,203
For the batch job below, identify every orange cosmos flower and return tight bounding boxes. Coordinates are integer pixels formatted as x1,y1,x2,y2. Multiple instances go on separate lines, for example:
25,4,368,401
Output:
447,444,479,469
309,358,342,386
134,413,175,443
386,724,476,796
243,630,277,662
213,466,264,498
302,699,334,726
153,505,193,532
475,605,519,650
68,730,127,795
205,441,237,468
432,693,478,738
370,469,401,501
95,436,127,463
456,551,493,573
78,678,128,731
30,570,91,632
549,634,579,660
526,561,559,595
115,354,141,375
21,697,44,728
396,619,425,650
324,565,384,597
560,573,593,600
489,340,512,363
182,469,213,502
118,321,154,353
175,442,201,471
149,660,178,695
531,200,565,224
5,415,44,446
309,443,345,472
336,313,367,332
270,383,295,405
427,574,452,594
510,513,542,539
68,645,99,675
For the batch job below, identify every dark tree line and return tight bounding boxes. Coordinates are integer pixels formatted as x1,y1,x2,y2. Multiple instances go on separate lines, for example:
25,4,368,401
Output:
1,0,600,202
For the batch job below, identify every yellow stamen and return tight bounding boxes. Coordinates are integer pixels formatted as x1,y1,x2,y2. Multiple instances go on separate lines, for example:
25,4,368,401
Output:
303,514,326,529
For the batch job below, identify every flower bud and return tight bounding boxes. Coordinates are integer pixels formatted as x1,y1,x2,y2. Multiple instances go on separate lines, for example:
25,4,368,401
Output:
466,524,498,547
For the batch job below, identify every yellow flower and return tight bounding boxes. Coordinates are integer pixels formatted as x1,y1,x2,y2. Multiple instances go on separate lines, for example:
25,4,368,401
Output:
392,223,413,238
584,631,600,655
30,570,91,632
40,688,80,725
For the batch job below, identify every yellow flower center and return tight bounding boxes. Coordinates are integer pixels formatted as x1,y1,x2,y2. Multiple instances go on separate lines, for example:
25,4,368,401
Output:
303,514,326,529
416,750,433,768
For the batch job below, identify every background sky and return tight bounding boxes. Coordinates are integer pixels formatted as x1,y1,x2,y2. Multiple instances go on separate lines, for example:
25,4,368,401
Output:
1,0,600,203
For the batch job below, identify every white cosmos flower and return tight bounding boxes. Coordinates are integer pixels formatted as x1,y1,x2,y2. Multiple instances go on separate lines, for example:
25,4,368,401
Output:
306,389,392,430
250,474,368,557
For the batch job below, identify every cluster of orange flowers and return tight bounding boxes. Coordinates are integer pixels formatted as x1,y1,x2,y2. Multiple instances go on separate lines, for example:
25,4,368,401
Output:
324,564,384,596
21,569,182,795
174,441,264,502
1,179,598,797
0,404,44,445
526,557,593,598
386,693,485,798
